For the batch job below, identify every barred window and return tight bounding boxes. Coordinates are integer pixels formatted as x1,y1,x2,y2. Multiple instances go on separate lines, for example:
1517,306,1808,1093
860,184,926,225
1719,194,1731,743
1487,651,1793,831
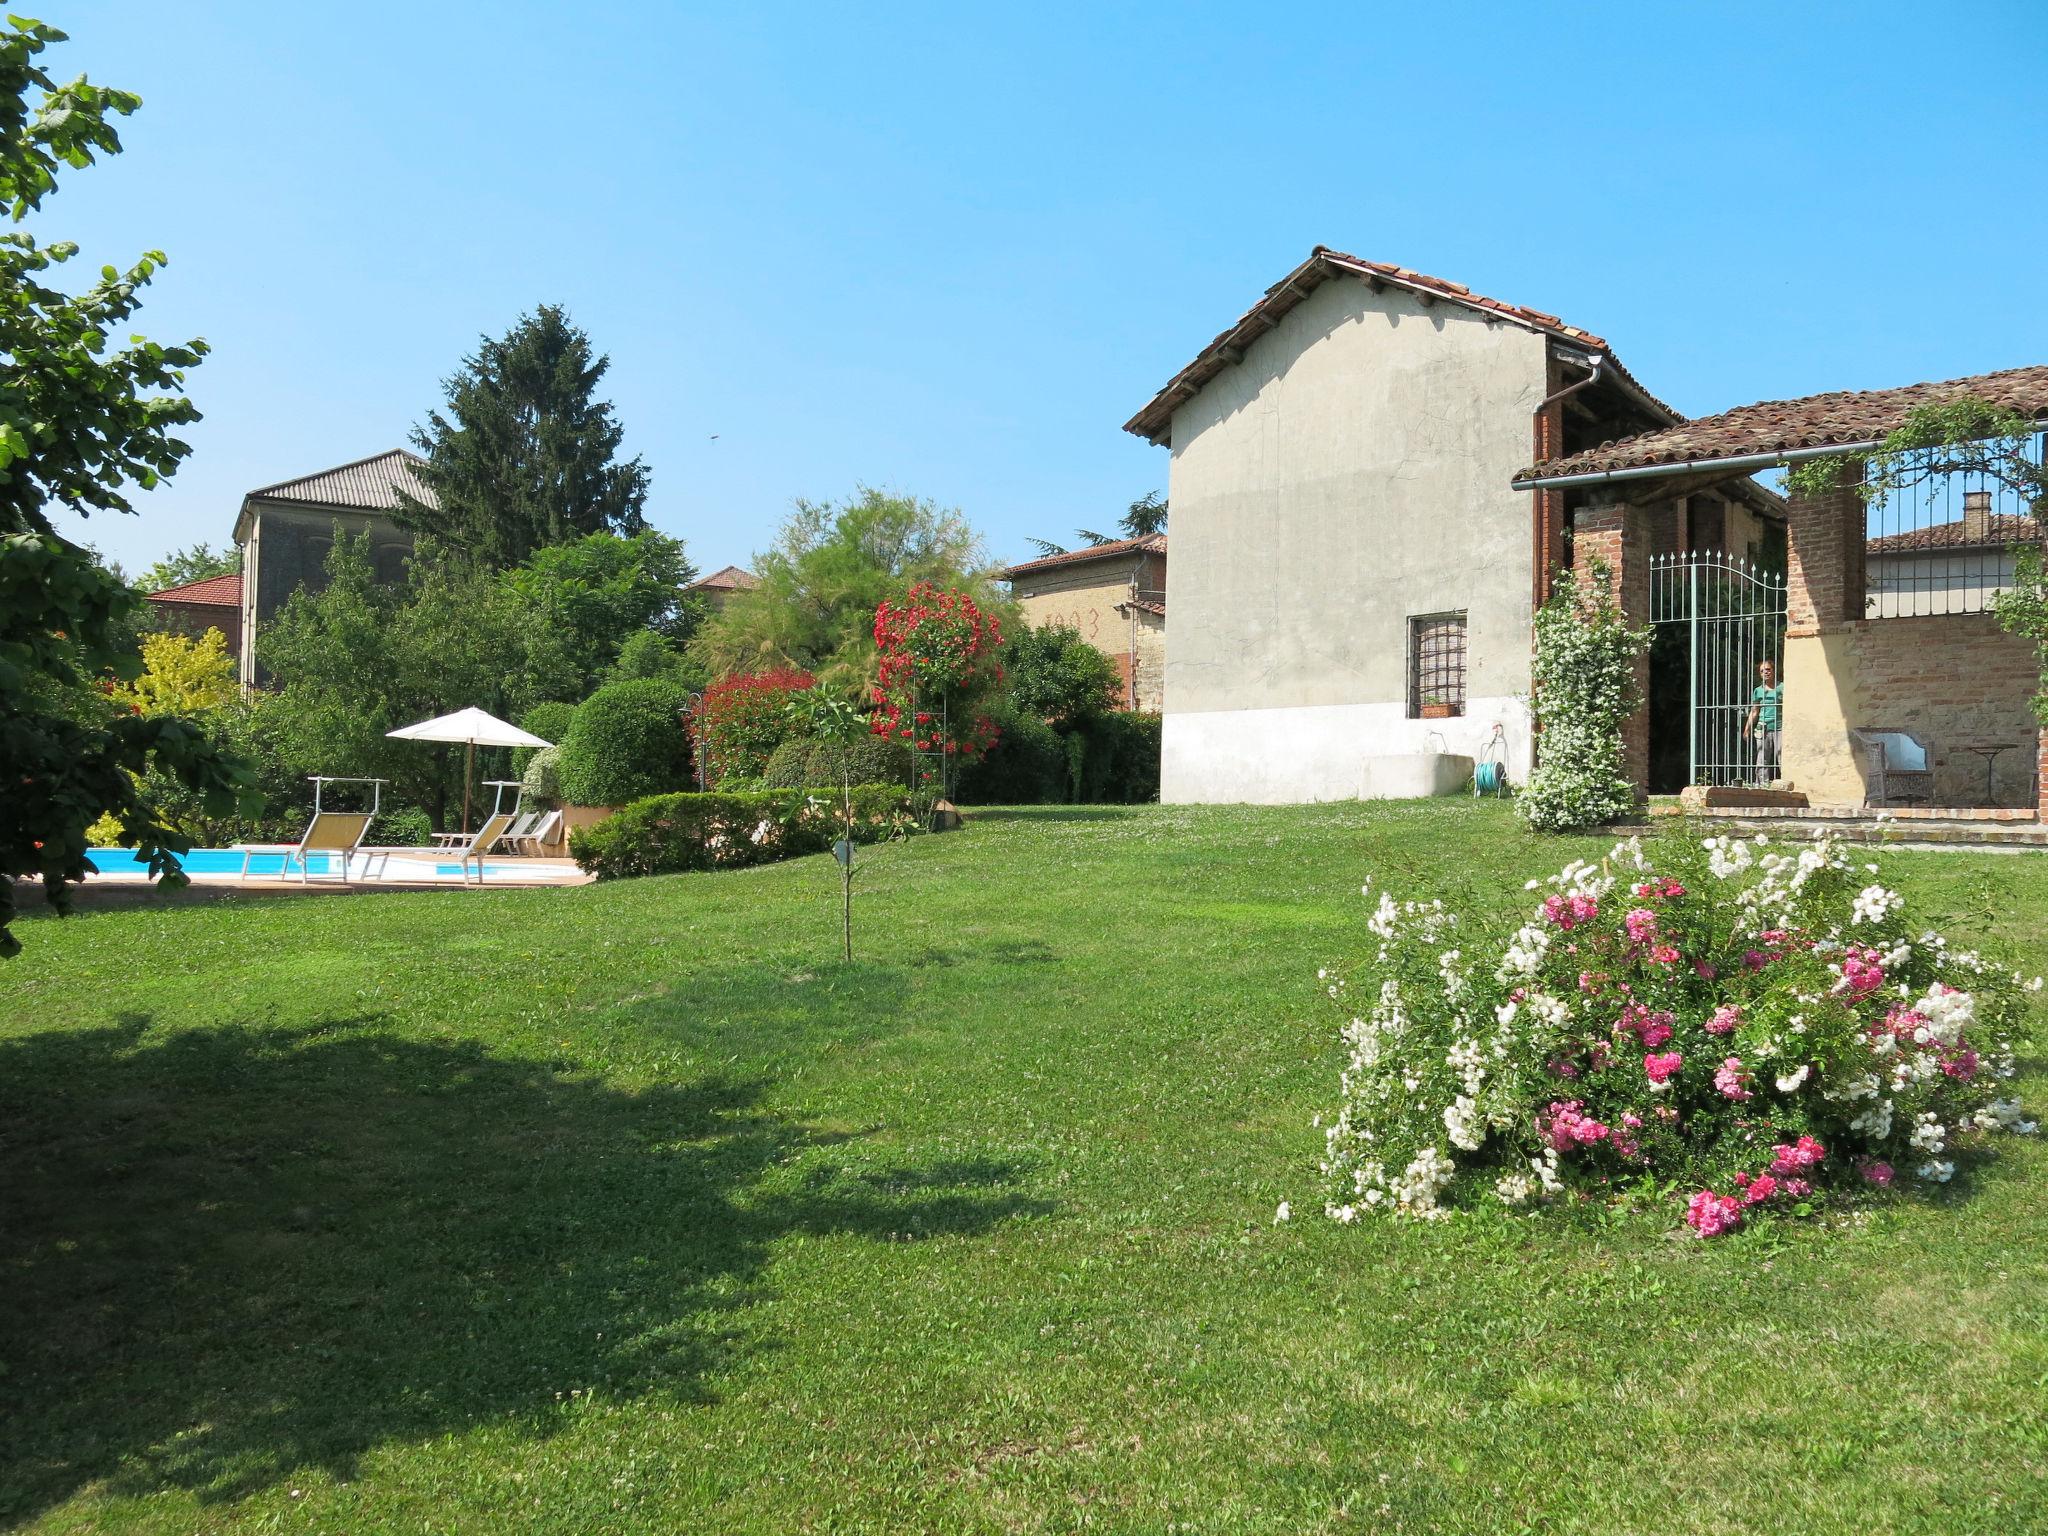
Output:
1408,613,1467,717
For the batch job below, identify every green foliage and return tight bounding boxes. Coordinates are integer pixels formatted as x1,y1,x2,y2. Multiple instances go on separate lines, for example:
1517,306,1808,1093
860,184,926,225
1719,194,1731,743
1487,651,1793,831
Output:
0,19,257,953
520,700,579,744
107,628,236,717
1005,623,1120,729
508,530,703,702
513,701,577,777
555,678,694,807
1520,561,1650,832
1037,492,1167,556
955,709,1067,803
1077,710,1161,804
691,487,1003,687
259,535,529,828
1121,490,1168,538
760,732,913,789
370,804,434,848
604,626,705,689
952,707,1160,806
569,784,916,879
398,305,650,568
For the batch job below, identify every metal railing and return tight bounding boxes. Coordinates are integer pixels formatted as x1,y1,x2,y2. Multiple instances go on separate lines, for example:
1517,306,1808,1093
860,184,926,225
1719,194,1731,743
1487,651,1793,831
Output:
1651,551,1788,787
1864,441,2043,619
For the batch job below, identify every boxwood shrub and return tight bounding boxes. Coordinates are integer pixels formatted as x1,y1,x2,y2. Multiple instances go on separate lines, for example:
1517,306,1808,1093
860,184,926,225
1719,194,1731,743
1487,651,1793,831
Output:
555,679,694,806
571,785,916,880
761,734,914,790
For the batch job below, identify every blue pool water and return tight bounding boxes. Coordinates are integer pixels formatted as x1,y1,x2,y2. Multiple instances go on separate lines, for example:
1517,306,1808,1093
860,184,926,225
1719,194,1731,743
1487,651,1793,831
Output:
89,847,535,879
91,847,331,876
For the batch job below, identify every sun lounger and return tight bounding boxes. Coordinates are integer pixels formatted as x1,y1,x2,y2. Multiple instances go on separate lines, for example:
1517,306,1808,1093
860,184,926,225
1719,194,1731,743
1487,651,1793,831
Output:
489,810,544,853
234,810,376,883
358,811,517,885
508,809,561,856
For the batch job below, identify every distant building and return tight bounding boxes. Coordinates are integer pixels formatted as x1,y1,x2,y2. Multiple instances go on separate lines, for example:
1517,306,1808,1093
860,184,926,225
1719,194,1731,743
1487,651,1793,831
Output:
233,448,432,684
1865,498,2034,619
144,570,243,656
1001,535,1167,712
685,564,761,610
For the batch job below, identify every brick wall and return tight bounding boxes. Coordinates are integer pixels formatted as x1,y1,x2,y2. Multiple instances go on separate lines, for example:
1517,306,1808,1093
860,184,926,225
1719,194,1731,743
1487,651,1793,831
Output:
1791,613,2040,806
1786,461,1865,635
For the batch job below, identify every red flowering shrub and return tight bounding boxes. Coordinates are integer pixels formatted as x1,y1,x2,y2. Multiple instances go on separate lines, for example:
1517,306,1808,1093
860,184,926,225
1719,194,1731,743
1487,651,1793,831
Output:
870,582,1003,772
689,667,815,786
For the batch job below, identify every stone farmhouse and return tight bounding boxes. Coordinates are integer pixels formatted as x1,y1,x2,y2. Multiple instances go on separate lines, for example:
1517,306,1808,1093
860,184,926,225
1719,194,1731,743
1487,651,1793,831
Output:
1001,535,1167,712
1123,246,1780,803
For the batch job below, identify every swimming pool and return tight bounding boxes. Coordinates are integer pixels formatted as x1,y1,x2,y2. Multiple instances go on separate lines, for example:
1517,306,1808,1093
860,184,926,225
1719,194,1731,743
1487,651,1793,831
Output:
86,847,568,881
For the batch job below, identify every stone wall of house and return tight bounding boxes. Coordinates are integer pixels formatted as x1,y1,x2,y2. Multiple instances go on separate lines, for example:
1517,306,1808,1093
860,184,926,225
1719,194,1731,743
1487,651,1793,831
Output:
1783,612,2039,807
1128,608,1166,714
1009,550,1167,713
1011,563,1143,655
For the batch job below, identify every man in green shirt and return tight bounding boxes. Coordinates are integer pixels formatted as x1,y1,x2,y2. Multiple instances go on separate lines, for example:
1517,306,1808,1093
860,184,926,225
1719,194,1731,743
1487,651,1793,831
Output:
1744,659,1782,786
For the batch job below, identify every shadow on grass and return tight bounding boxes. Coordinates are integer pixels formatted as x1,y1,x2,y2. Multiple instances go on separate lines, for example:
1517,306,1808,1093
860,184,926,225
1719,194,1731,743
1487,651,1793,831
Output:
0,1013,1047,1521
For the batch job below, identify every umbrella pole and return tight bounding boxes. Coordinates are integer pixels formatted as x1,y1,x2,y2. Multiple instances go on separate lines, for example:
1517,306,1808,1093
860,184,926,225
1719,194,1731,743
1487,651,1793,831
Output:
463,741,474,835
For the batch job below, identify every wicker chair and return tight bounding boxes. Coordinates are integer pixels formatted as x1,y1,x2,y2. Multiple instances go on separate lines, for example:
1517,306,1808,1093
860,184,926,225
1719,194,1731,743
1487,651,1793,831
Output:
1851,728,1935,808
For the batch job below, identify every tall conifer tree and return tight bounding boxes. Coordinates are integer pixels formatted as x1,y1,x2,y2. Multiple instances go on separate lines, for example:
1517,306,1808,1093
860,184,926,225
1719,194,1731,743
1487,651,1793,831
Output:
400,305,650,567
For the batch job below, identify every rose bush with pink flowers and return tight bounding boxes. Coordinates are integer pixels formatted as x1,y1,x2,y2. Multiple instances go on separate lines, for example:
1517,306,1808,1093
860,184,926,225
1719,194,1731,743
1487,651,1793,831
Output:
1315,831,2038,1233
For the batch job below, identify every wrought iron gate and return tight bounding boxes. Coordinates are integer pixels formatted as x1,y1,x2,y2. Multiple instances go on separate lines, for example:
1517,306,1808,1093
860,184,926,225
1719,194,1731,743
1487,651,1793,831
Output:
1649,551,1788,788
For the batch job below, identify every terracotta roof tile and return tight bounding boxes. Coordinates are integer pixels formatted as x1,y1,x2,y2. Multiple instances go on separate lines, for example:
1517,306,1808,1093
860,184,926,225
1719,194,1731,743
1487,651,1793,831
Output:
145,571,242,606
1116,595,1167,617
1866,512,2039,555
1517,364,2048,485
1002,534,1166,580
1124,247,1667,445
688,564,760,592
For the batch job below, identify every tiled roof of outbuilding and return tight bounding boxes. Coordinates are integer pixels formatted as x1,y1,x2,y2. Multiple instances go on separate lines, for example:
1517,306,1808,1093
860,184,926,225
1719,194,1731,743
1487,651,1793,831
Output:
245,448,435,511
1002,534,1166,580
1516,365,2048,486
1124,247,1670,445
145,571,242,606
1866,512,2039,555
687,564,761,593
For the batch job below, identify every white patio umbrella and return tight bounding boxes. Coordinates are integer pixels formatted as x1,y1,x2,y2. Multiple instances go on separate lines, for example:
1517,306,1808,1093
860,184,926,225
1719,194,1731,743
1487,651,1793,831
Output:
386,706,552,834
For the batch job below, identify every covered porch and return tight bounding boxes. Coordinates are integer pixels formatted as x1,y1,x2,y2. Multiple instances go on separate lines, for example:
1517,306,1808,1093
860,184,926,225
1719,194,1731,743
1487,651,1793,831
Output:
1514,364,2048,820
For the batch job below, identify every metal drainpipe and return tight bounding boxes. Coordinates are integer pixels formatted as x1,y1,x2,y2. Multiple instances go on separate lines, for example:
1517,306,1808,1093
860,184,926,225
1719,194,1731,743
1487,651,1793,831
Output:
1531,352,1606,606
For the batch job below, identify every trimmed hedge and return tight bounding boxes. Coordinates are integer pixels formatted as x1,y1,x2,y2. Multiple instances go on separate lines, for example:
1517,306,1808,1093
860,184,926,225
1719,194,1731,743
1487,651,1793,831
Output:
761,734,914,790
570,785,917,880
1078,710,1161,804
555,679,694,807
955,710,1160,805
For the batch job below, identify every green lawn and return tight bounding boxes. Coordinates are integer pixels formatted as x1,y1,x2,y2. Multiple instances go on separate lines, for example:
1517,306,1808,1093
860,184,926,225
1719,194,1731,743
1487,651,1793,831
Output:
4,802,2045,1534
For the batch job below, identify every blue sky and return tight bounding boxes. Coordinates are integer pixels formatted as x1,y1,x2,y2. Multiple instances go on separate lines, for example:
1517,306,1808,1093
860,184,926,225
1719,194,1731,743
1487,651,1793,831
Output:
39,1,2048,577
